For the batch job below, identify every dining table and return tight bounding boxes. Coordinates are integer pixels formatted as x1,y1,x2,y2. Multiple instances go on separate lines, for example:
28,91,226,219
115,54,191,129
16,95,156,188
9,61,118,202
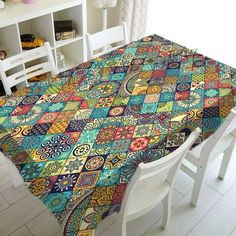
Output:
0,34,236,236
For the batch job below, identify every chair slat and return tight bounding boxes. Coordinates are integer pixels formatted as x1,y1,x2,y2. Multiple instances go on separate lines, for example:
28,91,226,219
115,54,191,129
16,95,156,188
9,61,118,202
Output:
85,22,129,60
0,42,56,95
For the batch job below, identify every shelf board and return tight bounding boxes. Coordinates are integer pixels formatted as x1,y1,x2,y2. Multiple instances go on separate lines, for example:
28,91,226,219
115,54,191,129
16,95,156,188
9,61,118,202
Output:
0,0,84,28
55,35,83,48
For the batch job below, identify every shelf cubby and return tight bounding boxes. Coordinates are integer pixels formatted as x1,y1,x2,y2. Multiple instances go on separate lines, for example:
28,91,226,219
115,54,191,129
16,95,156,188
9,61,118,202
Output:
0,0,87,75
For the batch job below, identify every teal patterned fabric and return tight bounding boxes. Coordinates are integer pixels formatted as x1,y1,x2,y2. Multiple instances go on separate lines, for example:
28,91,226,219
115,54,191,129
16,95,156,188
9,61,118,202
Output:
0,35,235,235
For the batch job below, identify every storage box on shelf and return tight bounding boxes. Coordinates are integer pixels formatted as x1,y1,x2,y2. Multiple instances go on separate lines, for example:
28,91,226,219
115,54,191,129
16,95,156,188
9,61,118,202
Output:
0,0,87,76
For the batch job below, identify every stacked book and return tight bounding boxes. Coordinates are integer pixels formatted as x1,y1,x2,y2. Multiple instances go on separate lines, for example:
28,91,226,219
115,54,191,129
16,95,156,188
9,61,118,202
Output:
54,20,76,41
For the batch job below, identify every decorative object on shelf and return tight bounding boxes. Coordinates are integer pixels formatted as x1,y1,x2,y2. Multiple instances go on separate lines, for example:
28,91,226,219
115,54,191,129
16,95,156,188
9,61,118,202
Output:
20,34,45,50
0,0,4,10
54,20,76,41
23,0,35,4
57,52,66,70
54,20,73,32
0,50,6,60
93,0,117,30
55,29,76,41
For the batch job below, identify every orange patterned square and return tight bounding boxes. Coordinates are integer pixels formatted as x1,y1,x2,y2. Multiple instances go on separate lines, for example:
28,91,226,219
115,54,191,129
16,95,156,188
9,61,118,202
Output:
77,230,94,236
47,122,69,134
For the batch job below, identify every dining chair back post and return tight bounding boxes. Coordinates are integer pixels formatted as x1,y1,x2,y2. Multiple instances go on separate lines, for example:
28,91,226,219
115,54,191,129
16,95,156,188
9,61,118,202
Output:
112,128,201,236
85,22,128,60
0,42,56,95
218,127,236,179
181,107,236,206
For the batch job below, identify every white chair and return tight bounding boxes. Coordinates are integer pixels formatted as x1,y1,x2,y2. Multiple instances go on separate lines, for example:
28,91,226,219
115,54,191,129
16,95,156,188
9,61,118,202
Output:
0,42,56,95
97,128,201,236
85,22,129,60
181,107,236,206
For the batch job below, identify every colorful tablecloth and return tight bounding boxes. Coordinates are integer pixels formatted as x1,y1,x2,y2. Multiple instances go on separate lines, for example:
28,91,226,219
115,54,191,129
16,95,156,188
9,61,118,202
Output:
0,35,236,236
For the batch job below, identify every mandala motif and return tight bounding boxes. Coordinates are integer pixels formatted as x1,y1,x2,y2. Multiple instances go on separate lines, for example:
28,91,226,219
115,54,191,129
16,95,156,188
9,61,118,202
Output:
177,92,201,108
96,169,120,187
20,135,43,149
21,162,45,180
108,106,125,117
52,174,78,192
134,125,152,137
84,156,105,171
104,153,126,169
36,134,74,160
64,159,84,173
205,89,218,98
74,171,100,190
41,160,64,176
73,144,91,157
66,120,87,132
121,148,161,182
21,95,39,105
44,192,71,213
176,83,190,91
96,125,117,144
80,205,110,230
129,137,149,151
115,126,135,139
86,90,101,99
110,139,131,153
144,94,159,103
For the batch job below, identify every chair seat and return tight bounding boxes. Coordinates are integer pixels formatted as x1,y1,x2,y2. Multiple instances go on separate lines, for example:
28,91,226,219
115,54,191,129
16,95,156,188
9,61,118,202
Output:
127,180,169,222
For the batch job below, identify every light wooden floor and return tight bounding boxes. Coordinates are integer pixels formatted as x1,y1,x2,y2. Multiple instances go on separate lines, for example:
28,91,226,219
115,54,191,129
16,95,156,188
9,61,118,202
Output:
1,154,236,236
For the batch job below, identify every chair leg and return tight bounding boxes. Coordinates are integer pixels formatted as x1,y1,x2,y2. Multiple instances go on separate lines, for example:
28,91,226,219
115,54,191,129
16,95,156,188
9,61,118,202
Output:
190,163,207,207
218,138,236,180
4,84,12,96
161,193,171,229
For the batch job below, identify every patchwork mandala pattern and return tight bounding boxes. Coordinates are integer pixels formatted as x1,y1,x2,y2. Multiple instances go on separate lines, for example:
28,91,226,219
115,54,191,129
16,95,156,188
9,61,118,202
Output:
0,35,236,236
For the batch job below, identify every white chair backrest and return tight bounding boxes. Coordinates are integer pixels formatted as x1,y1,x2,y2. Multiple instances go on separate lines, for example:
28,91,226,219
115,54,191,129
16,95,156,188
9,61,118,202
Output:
201,107,236,162
119,128,201,223
85,22,129,60
0,42,56,95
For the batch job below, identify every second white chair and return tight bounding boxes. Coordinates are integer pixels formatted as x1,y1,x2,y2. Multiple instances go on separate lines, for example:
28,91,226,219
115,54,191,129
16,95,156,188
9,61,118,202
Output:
0,42,56,96
181,107,236,206
85,22,128,60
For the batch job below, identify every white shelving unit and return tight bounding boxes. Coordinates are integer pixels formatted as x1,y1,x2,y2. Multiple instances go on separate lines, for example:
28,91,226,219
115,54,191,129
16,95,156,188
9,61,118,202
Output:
0,0,87,74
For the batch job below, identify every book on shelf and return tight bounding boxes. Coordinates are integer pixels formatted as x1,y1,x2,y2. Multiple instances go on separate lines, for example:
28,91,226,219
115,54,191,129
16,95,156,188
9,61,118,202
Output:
54,20,73,32
55,29,76,41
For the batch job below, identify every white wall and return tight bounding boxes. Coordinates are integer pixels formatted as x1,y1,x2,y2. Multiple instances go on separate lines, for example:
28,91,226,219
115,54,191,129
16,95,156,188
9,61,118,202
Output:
86,0,120,33
146,0,236,68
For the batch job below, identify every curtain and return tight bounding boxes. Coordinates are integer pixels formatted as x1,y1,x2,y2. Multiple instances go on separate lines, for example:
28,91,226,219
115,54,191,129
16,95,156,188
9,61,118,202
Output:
119,0,149,42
